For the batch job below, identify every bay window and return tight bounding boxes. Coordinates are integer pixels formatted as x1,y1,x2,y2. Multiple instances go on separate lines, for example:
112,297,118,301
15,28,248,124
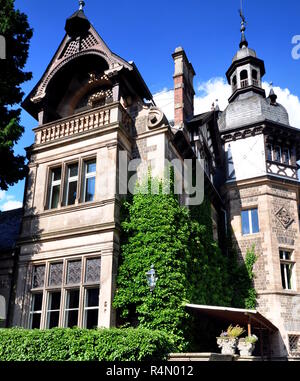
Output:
46,157,96,209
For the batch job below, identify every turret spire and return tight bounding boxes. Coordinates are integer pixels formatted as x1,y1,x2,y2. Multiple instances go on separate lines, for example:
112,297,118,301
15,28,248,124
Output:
239,1,248,49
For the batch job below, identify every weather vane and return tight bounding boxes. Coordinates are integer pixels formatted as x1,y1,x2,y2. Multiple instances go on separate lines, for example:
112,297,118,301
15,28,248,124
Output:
239,0,246,30
238,0,248,48
79,0,85,11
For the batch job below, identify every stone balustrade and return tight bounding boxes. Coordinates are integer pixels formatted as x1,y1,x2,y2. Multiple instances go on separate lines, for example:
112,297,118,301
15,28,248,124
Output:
34,102,132,145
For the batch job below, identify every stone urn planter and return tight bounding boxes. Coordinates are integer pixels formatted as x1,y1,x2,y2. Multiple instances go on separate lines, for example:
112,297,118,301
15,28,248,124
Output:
217,337,238,355
238,336,258,356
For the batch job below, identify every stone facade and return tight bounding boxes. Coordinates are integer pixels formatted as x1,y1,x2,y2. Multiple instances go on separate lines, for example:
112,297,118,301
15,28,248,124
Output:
225,172,300,357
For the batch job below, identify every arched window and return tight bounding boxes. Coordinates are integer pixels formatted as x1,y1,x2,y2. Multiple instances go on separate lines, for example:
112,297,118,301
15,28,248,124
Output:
232,75,237,91
240,70,248,80
252,69,259,86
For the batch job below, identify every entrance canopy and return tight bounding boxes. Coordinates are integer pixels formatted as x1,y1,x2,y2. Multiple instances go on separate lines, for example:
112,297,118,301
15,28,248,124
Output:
186,304,278,333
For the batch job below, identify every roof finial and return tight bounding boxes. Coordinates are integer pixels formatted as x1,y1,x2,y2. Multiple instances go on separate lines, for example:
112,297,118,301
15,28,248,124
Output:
239,0,248,49
268,82,278,105
79,0,85,11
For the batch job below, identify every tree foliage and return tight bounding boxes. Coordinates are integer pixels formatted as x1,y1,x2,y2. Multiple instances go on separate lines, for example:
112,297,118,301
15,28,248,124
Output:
0,0,33,190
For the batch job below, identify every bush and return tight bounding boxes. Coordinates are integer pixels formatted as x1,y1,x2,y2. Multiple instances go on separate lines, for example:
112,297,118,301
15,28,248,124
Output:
0,327,175,361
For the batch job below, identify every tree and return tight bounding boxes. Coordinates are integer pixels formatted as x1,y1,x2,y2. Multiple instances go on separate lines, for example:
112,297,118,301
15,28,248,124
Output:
0,0,33,190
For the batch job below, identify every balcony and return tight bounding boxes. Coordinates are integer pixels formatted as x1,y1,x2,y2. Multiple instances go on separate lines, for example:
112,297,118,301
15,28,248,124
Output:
34,102,133,145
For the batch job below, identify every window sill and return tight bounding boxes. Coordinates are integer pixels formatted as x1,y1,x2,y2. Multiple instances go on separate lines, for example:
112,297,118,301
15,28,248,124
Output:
41,199,115,216
241,232,261,237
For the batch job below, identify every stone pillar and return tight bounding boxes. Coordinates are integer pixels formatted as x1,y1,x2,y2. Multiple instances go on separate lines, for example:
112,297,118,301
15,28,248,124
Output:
99,248,118,328
172,47,195,128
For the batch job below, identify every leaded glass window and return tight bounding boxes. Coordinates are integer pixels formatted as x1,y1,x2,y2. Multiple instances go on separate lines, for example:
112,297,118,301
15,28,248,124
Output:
32,265,45,289
66,260,82,285
48,262,63,287
85,258,101,283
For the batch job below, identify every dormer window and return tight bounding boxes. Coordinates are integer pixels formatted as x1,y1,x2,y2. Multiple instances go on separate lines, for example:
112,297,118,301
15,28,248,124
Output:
240,70,249,88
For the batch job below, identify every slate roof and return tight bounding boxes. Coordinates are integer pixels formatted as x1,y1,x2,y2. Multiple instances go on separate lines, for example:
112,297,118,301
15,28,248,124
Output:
218,92,290,132
0,208,23,252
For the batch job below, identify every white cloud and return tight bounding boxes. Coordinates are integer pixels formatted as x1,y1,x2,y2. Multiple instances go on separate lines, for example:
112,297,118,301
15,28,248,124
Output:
0,192,23,212
154,77,300,129
1,200,23,212
0,190,5,201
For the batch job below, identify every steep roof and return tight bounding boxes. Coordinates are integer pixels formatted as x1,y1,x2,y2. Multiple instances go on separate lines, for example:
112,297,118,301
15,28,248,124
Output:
0,208,22,252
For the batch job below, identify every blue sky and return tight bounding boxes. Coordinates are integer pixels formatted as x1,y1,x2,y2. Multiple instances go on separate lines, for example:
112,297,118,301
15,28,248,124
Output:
1,0,300,210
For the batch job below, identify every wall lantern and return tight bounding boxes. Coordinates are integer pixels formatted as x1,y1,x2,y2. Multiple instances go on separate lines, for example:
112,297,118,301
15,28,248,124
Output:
146,265,158,293
0,295,6,322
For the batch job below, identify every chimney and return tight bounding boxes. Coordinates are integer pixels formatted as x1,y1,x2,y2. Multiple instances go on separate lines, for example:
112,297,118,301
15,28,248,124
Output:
172,47,195,128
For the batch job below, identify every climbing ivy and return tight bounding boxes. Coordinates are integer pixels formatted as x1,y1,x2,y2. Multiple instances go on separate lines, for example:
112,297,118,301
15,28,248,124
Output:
113,173,256,349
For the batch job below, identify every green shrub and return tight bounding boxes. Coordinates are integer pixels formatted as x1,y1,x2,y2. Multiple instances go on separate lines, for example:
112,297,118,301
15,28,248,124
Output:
0,327,175,361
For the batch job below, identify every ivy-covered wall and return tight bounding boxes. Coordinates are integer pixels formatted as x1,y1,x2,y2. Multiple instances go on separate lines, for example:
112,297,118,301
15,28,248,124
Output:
113,175,257,350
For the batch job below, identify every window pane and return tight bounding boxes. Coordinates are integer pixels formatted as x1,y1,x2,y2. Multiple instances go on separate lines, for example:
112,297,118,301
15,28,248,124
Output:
53,168,61,181
48,263,63,287
47,292,61,329
86,288,99,307
281,264,286,289
51,185,60,209
65,290,80,328
69,164,78,178
49,292,61,310
67,290,80,309
32,265,45,289
274,146,281,162
85,177,95,202
32,293,43,312
241,210,250,235
65,310,79,328
251,209,259,233
266,144,273,161
282,148,290,165
85,309,98,329
67,180,77,205
31,313,41,329
66,260,82,285
85,258,101,283
287,265,293,290
86,161,96,173
47,311,60,329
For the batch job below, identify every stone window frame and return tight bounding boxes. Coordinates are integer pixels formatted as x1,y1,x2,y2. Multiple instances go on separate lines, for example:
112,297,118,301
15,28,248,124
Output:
28,255,101,330
44,155,97,211
279,249,296,291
